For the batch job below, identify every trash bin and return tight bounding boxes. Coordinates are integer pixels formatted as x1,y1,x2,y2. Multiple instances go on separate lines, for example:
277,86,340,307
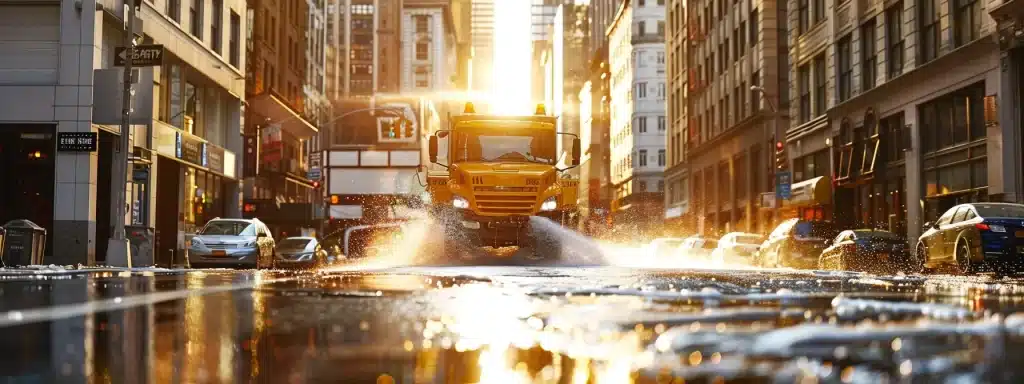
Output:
126,225,155,267
2,220,46,267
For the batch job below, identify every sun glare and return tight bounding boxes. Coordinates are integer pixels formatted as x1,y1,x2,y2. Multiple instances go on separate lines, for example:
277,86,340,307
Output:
491,0,532,115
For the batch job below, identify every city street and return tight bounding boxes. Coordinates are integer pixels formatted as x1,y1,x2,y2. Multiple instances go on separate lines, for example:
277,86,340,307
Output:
3,251,1024,383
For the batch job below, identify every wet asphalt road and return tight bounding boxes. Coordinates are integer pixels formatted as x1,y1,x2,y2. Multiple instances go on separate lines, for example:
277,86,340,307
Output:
2,260,1024,384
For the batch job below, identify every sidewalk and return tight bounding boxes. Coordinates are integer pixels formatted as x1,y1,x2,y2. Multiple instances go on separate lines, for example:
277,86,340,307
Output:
0,264,191,277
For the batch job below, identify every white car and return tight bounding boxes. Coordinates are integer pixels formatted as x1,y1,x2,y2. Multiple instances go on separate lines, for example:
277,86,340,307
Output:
678,236,719,263
710,232,765,267
647,238,685,258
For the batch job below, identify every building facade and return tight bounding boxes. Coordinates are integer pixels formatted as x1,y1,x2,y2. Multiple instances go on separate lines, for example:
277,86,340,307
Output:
326,0,402,99
400,0,457,92
786,0,1008,244
578,47,614,237
607,0,667,237
663,0,688,232
0,0,246,265
470,0,494,92
681,0,788,237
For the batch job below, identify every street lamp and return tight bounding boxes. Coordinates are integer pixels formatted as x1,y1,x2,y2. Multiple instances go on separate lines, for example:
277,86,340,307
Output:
751,85,781,230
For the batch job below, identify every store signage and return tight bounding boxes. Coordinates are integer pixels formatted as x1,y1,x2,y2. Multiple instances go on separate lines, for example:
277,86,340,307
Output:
776,171,792,200
176,132,204,166
206,144,225,174
114,44,164,67
57,132,98,152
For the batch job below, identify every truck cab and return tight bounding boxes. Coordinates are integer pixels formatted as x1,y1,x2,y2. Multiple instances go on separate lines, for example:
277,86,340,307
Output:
426,103,580,252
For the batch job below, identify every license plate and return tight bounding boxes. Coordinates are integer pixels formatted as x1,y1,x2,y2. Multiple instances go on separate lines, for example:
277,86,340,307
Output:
1016,230,1024,238
212,250,227,256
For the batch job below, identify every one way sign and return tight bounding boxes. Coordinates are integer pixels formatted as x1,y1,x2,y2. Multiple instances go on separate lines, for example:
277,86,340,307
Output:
114,45,164,67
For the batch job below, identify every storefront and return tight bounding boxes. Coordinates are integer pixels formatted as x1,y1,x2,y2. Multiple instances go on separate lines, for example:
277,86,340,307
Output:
780,176,832,221
152,122,237,265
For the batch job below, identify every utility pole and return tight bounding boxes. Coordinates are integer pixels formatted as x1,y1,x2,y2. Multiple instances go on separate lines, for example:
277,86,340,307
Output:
107,1,137,267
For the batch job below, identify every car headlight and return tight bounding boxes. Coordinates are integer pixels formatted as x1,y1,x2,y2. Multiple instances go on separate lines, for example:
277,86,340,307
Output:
452,196,469,209
190,238,203,249
242,240,256,248
540,197,557,211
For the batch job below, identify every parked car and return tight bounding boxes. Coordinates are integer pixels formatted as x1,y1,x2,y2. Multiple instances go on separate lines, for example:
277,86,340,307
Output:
189,218,276,269
818,229,910,273
678,236,719,263
917,203,1024,274
756,219,839,269
647,238,685,258
710,232,765,267
274,237,332,269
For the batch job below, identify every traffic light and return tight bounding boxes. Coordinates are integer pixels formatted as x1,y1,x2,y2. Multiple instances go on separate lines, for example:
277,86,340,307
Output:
775,140,787,170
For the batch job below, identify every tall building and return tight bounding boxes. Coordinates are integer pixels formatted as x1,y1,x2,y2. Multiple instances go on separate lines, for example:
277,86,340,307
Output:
588,0,621,56
470,0,495,92
306,0,329,126
578,47,614,237
325,0,402,99
450,0,474,90
245,0,323,237
607,0,667,237
400,0,458,92
676,0,788,236
663,0,688,232
785,0,1009,242
0,0,247,264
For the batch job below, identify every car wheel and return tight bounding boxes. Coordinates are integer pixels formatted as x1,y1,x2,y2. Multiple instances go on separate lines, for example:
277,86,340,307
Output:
956,241,977,275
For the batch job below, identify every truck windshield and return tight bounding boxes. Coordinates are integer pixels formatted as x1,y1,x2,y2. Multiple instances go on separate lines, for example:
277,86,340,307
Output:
451,129,555,165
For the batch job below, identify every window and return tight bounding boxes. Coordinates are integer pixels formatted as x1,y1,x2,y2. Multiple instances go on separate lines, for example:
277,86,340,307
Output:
416,42,428,60
814,55,826,116
657,52,665,64
751,71,760,115
861,20,877,91
837,120,855,180
658,21,665,36
229,11,240,66
739,82,747,119
167,0,180,22
639,149,648,166
639,0,645,5
920,0,940,63
415,15,429,33
882,112,907,162
886,3,904,78
190,0,203,38
659,0,665,5
658,149,666,166
636,82,647,99
211,0,222,52
638,116,648,133
658,180,665,192
954,0,981,46
861,112,880,175
638,21,647,36
738,22,747,55
735,153,747,199
798,63,811,123
750,9,759,47
919,82,986,153
814,0,825,24
837,35,852,102
798,0,809,34
658,83,666,99
658,116,666,131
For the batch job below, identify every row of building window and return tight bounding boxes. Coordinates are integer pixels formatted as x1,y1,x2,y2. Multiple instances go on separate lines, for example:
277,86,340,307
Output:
692,71,758,143
171,0,241,67
689,145,765,211
634,82,666,100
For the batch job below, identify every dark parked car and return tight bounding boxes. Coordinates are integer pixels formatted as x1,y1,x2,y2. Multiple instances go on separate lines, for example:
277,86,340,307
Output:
756,219,838,269
917,203,1024,274
818,229,910,273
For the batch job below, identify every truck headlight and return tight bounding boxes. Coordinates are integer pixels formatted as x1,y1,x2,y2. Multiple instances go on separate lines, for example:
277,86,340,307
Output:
452,196,469,209
420,191,432,205
540,197,558,211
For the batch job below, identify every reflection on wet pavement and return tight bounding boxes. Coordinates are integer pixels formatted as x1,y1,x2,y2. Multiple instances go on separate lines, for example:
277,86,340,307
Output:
1,266,1024,383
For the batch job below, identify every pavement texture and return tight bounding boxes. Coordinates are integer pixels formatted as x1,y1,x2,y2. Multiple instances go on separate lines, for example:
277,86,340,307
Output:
1,260,1024,383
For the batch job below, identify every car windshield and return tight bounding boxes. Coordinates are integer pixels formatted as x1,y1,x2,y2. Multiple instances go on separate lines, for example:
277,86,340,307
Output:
200,221,254,236
974,204,1024,218
450,128,555,164
734,235,763,245
793,221,837,239
278,238,313,249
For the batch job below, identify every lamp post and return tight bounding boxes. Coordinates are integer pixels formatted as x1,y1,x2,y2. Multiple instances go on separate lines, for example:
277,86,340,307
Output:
751,85,781,230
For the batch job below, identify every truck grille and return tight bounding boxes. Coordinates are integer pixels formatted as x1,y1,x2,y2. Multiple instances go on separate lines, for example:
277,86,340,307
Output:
474,186,538,193
474,193,536,214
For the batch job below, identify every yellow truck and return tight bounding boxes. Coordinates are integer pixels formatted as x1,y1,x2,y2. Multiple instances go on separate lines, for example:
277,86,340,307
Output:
424,103,580,258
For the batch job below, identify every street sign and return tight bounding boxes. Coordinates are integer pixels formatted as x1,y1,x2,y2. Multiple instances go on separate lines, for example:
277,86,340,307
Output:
759,192,776,209
114,45,164,67
776,171,792,200
307,168,321,180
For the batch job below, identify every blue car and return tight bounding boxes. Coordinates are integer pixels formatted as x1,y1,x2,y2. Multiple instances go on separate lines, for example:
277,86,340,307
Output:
917,203,1024,274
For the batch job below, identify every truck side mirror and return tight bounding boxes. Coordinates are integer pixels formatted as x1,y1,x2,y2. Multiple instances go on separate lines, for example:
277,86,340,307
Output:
428,135,439,163
571,138,581,166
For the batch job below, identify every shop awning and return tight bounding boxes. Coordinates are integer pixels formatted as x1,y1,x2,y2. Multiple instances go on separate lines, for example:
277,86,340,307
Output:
249,92,318,138
785,176,832,207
